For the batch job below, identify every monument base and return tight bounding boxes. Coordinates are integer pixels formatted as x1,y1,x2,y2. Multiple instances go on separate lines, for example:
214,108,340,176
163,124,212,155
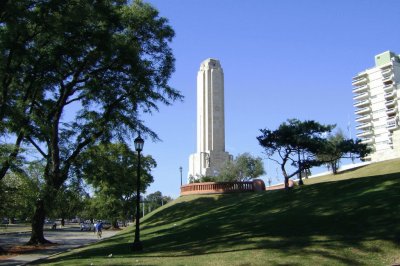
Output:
188,151,231,180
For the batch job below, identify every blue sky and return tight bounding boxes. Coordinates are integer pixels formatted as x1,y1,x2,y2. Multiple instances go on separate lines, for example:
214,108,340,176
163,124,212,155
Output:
141,0,400,198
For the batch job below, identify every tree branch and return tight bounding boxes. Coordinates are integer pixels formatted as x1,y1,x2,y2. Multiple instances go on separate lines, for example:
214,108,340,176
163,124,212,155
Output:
26,136,47,158
0,131,24,180
65,94,85,105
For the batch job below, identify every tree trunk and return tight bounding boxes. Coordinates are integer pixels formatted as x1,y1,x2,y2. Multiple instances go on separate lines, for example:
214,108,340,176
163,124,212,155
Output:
61,218,65,227
112,219,119,229
27,199,51,245
298,174,304,185
297,151,303,186
332,162,338,175
284,176,289,190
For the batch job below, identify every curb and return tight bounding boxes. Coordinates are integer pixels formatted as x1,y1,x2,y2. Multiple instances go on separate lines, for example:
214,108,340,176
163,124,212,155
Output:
22,243,88,266
23,236,109,265
0,231,31,236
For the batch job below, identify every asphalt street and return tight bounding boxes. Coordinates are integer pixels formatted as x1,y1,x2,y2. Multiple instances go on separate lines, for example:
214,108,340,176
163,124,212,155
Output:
0,227,121,266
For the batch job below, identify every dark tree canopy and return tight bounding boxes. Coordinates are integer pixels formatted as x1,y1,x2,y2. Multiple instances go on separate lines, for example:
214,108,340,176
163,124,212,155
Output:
317,130,371,174
258,119,371,189
0,0,180,244
76,142,156,228
145,191,173,214
257,119,335,189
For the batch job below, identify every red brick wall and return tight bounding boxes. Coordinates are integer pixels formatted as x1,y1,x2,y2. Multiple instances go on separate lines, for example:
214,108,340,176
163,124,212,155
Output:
180,179,266,196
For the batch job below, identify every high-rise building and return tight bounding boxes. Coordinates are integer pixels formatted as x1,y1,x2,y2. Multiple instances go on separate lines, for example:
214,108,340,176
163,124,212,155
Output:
188,59,231,179
352,51,400,162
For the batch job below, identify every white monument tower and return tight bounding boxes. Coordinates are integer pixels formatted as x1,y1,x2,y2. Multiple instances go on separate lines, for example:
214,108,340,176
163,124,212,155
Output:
188,58,231,179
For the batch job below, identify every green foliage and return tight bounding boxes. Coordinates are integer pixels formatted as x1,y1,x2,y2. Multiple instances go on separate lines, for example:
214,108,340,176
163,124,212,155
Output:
199,175,216,182
49,177,89,222
188,175,215,183
144,191,173,214
0,144,24,173
0,169,40,222
1,0,180,243
76,142,156,224
42,159,400,265
258,119,334,188
217,153,265,182
317,129,371,174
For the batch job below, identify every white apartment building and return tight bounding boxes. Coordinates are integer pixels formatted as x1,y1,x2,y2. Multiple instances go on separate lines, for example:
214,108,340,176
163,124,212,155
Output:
352,51,400,162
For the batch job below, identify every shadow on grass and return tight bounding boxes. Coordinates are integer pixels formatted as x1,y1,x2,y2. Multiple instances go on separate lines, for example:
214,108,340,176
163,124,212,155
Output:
41,173,400,265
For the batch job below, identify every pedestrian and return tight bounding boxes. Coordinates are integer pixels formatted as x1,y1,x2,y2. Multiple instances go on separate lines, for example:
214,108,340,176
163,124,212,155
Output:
93,221,97,235
95,221,103,238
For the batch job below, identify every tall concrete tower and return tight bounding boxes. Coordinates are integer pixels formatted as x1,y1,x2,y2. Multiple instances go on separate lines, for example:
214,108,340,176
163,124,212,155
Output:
188,58,231,179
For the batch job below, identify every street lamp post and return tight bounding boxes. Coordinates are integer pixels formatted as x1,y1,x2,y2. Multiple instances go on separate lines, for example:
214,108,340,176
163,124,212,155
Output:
179,166,183,186
132,134,144,251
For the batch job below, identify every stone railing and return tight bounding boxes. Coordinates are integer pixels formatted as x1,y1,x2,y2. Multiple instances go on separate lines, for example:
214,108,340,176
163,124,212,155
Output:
265,179,295,191
180,179,265,196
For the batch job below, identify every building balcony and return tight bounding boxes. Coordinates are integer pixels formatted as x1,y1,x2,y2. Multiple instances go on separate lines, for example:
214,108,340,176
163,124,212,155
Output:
353,92,369,101
361,138,374,144
352,77,368,86
356,122,371,130
355,106,371,115
384,83,394,92
382,74,394,83
384,90,396,100
381,68,392,77
356,114,371,123
387,117,399,130
356,130,373,138
385,99,397,108
386,107,397,116
354,99,370,108
352,71,368,80
352,84,369,94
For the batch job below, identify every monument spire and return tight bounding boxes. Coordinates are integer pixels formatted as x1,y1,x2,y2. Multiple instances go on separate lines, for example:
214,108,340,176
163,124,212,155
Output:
189,58,231,180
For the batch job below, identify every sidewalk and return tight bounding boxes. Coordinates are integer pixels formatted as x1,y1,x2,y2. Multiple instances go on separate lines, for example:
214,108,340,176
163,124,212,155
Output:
0,227,121,266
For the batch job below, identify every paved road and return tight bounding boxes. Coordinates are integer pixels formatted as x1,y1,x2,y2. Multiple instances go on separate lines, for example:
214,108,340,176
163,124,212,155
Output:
0,227,121,266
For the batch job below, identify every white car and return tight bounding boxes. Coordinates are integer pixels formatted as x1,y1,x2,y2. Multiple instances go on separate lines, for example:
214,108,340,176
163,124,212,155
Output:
80,222,92,231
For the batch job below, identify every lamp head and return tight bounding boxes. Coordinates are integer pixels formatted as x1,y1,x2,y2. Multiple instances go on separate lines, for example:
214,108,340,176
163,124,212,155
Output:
134,134,144,152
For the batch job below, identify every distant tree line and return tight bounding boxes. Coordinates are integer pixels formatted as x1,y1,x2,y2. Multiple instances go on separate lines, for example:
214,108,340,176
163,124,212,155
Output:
0,142,173,229
257,119,370,189
189,153,265,183
189,119,368,189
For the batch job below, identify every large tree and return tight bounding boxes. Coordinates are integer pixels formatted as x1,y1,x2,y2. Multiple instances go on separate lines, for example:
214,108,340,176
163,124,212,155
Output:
317,130,371,174
0,169,40,223
0,0,51,179
217,153,265,182
76,142,156,229
49,177,88,227
257,119,334,189
1,0,181,244
144,191,173,214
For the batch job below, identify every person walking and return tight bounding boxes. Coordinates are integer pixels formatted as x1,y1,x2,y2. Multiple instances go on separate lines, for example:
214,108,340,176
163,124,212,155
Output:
95,221,103,238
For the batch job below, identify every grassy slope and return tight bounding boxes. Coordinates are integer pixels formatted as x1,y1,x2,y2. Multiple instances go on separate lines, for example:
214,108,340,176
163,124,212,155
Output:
41,159,400,265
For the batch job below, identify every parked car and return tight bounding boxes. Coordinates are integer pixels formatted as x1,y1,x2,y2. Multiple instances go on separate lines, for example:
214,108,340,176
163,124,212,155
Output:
80,222,92,231
102,221,112,229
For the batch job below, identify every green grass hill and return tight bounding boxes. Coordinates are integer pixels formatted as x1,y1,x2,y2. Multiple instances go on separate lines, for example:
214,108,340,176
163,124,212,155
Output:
42,159,400,265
